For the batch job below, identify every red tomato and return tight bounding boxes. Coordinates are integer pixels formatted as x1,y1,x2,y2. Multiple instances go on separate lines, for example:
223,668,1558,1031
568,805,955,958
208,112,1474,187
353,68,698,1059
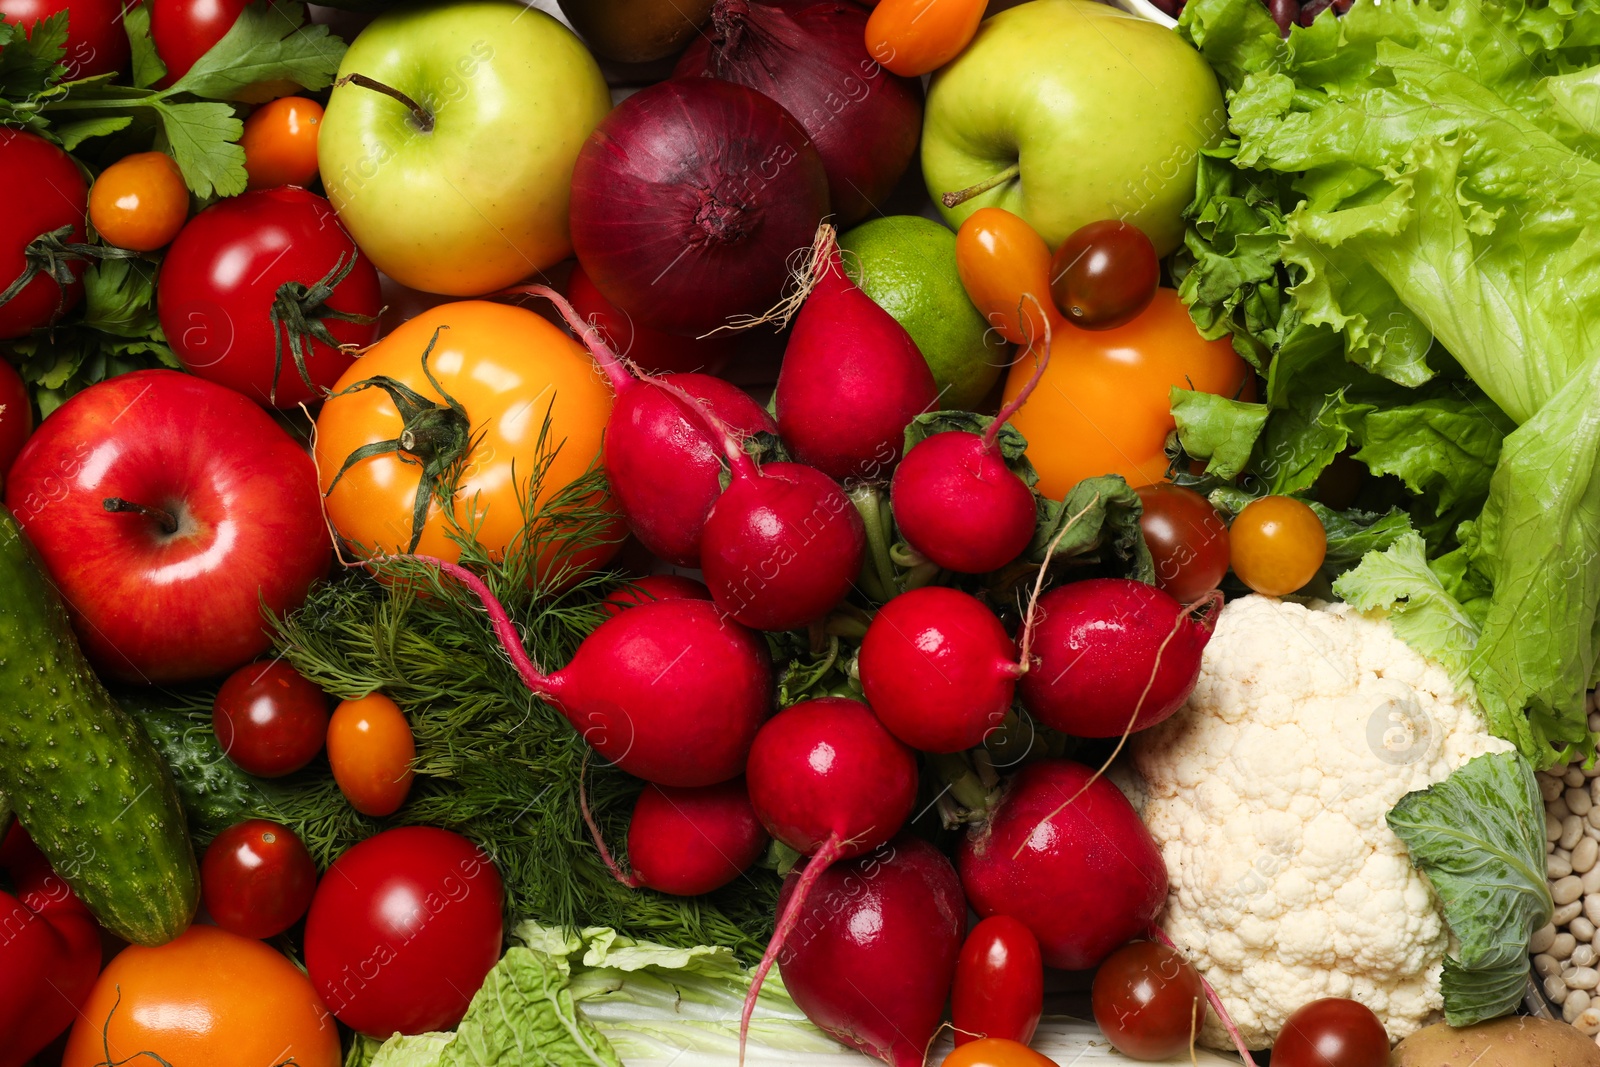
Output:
941,1038,1059,1067
0,0,131,80
1270,998,1389,1067
201,819,317,940
304,827,504,1037
1091,940,1207,1060
0,358,32,483
0,129,88,339
213,659,331,778
953,916,1043,1047
149,0,245,84
1136,484,1230,603
326,693,416,817
157,187,380,408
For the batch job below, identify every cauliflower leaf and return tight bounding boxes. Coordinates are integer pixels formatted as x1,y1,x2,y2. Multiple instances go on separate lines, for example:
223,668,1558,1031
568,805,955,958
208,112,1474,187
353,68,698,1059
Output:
1387,751,1553,1025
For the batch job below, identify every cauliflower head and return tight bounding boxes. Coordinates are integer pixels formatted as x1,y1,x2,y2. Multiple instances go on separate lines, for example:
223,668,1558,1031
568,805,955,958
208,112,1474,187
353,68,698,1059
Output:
1132,595,1512,1049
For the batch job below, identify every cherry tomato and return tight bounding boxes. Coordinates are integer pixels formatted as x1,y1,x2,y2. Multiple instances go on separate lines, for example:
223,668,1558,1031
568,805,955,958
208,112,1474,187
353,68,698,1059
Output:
241,96,323,191
1049,220,1159,331
150,0,248,85
0,358,32,483
304,826,503,1036
0,129,88,339
158,186,380,408
1136,484,1230,604
213,659,331,778
1229,495,1327,596
1001,289,1253,498
88,152,189,252
1091,940,1207,1060
0,0,131,80
601,574,712,616
955,207,1060,346
1270,998,1389,1067
201,819,317,940
327,693,416,817
866,0,986,77
953,915,1044,1046
941,1038,1059,1067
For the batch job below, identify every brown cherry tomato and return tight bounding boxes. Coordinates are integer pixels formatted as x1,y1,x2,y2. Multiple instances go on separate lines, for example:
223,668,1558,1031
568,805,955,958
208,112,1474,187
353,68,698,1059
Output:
201,819,317,940
327,693,416,817
88,152,188,252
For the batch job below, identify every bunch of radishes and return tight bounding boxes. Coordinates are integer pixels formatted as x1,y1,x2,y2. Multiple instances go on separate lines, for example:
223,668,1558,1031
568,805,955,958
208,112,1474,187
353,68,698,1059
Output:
425,228,1226,1067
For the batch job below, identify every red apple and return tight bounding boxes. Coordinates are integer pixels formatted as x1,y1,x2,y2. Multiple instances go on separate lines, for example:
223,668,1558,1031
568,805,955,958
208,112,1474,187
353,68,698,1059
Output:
3,370,329,684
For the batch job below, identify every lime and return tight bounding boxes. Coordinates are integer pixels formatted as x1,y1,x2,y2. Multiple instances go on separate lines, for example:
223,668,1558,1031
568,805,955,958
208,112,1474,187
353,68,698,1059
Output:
839,215,1009,412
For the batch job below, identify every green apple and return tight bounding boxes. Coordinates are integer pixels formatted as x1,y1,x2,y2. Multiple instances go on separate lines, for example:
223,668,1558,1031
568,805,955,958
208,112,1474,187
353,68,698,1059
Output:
318,1,610,296
921,0,1224,256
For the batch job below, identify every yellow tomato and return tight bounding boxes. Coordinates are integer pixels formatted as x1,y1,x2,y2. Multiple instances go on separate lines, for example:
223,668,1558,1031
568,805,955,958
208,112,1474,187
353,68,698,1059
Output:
315,300,619,577
1002,289,1252,498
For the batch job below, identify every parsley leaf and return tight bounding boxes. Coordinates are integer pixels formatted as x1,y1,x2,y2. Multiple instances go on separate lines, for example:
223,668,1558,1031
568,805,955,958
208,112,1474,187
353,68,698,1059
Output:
167,1,346,101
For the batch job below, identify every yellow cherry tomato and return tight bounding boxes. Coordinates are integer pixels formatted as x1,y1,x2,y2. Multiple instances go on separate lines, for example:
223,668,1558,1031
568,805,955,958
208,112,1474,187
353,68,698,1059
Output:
942,1038,1060,1067
327,693,416,817
955,207,1061,347
242,96,324,191
88,152,188,252
1229,495,1328,596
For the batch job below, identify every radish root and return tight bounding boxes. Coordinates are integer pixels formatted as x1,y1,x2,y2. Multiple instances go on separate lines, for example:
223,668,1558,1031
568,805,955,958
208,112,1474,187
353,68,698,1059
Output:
1013,492,1101,675
739,832,846,1067
493,282,635,394
413,555,551,692
1148,925,1259,1067
577,753,641,888
983,297,1053,453
713,223,837,336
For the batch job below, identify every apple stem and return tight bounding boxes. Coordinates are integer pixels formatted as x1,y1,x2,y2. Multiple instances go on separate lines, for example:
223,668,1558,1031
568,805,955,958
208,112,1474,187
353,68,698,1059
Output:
337,73,434,133
941,162,1022,209
102,497,179,535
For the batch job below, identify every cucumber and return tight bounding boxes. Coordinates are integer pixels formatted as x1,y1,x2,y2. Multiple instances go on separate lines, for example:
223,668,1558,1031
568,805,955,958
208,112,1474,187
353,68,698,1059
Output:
0,506,199,944
122,690,260,842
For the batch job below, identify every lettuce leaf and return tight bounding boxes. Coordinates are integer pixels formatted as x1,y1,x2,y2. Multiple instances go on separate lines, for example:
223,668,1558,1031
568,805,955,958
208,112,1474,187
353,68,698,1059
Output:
1388,751,1553,1025
1179,0,1600,762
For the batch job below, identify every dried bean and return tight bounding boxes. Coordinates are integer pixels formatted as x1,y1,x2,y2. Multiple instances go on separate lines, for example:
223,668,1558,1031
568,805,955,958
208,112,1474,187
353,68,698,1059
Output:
1569,990,1593,1022
1544,775,1569,803
1568,967,1600,990
1576,838,1599,875
1571,788,1594,816
1536,953,1563,977
1570,767,1589,789
1578,1007,1600,1036
1574,917,1596,942
1557,901,1584,926
1550,813,1566,841
1556,876,1586,906
1584,867,1600,895
1553,854,1575,879
1554,932,1579,959
1575,944,1598,969
1564,815,1585,850
1548,975,1570,1001
1534,924,1559,953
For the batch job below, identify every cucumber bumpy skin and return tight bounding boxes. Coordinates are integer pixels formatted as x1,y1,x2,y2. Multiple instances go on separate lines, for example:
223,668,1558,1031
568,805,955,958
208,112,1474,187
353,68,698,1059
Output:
0,506,199,944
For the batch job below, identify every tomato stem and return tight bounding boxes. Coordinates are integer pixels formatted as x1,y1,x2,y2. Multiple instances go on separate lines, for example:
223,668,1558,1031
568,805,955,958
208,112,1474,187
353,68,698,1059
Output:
102,497,180,535
941,162,1022,209
337,73,434,133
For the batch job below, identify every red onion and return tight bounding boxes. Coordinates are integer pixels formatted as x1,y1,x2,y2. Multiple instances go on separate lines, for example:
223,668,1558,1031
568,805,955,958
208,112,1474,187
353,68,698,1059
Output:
675,0,923,226
569,78,831,338
566,259,737,375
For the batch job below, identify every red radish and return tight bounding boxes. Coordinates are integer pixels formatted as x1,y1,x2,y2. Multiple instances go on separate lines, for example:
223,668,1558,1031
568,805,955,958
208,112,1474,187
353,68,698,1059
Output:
501,284,777,569
1019,579,1220,738
567,260,737,375
775,226,938,483
647,376,867,631
858,586,1022,753
422,558,771,788
569,77,830,337
958,759,1166,970
674,0,924,225
775,835,965,1067
739,697,919,1058
588,778,769,896
889,321,1053,574
601,574,712,617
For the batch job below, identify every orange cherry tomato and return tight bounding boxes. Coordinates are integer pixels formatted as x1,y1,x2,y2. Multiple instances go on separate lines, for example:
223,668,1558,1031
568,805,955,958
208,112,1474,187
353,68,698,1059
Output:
327,693,416,817
867,0,987,77
1229,495,1327,596
955,207,1061,347
942,1038,1060,1067
241,95,324,191
63,925,340,1067
87,152,188,252
1001,288,1253,498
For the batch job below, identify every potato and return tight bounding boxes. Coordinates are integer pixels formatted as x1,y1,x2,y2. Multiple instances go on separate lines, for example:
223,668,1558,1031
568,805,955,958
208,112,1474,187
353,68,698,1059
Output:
1392,1016,1600,1066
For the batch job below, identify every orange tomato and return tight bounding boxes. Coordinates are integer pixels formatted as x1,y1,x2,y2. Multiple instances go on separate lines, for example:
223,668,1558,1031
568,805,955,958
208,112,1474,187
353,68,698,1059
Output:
242,95,324,191
63,924,340,1067
942,1038,1060,1067
1229,495,1327,596
314,300,620,577
1002,288,1252,498
955,207,1061,347
87,152,188,252
866,0,987,77
327,693,416,817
